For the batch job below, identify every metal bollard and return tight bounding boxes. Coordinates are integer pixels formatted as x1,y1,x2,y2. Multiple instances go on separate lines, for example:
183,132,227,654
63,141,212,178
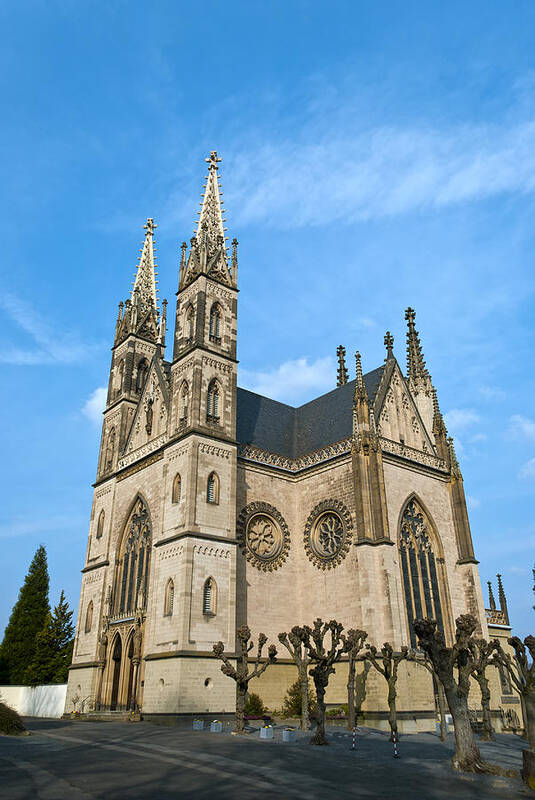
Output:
350,725,357,751
392,731,400,758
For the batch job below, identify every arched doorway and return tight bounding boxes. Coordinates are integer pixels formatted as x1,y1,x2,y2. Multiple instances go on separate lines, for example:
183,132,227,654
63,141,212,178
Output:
110,636,122,711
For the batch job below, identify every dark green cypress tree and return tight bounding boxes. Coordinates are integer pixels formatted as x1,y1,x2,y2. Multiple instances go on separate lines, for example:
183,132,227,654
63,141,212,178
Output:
0,545,50,684
25,591,74,685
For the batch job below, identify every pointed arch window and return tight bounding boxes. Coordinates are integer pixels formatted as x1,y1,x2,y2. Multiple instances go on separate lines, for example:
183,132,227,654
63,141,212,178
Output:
136,359,148,393
115,360,125,398
164,579,174,617
209,304,222,344
96,510,105,539
172,473,181,504
105,428,116,472
179,381,189,428
85,601,93,634
399,499,445,648
114,497,152,618
185,305,195,343
206,381,220,424
207,472,219,504
203,577,217,616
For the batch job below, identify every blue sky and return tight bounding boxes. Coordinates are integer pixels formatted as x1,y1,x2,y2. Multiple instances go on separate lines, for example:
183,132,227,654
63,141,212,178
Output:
1,1,534,639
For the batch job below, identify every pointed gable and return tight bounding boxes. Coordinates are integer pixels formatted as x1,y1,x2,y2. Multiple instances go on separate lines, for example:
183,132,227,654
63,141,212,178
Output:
123,357,169,456
373,360,434,452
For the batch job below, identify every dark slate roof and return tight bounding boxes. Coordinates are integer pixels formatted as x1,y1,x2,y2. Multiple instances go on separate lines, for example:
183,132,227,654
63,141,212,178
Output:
237,366,384,458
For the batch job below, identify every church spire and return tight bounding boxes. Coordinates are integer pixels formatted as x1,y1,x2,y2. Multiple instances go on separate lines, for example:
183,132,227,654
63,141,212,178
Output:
180,152,234,290
337,345,348,386
132,218,158,313
405,307,429,382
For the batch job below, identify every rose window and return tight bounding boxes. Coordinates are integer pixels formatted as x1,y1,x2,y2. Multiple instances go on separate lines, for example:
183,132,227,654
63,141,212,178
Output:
246,514,282,560
304,500,353,569
237,502,291,571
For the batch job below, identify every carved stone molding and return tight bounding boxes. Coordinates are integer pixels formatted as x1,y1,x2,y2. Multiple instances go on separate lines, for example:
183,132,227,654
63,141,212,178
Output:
199,443,232,459
173,357,195,377
237,502,290,572
304,499,353,570
238,438,352,473
95,486,113,499
158,545,184,561
118,433,167,470
166,444,190,463
192,544,231,558
380,437,446,471
201,356,233,374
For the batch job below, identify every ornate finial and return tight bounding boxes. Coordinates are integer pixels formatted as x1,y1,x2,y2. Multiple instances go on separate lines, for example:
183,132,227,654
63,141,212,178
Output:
405,306,429,382
144,217,157,236
354,351,368,401
447,436,461,479
497,574,509,624
206,151,222,170
231,238,239,285
384,331,394,360
487,580,496,610
159,298,167,348
337,345,348,386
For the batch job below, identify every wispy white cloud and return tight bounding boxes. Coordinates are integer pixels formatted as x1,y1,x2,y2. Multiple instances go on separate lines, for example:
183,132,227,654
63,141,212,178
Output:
224,119,535,229
509,414,535,441
0,291,99,365
239,356,334,406
467,495,480,510
478,385,506,401
444,408,480,433
0,513,85,540
519,457,535,480
82,386,107,425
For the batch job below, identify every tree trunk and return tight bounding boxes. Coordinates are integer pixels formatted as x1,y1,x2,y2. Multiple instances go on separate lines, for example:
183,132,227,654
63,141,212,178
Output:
443,682,483,771
437,683,447,742
347,656,355,730
299,664,309,731
524,691,535,750
477,674,494,742
387,678,398,740
310,676,328,745
235,682,247,733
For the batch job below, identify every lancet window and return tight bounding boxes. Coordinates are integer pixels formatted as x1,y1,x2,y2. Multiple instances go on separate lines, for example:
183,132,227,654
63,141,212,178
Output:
172,473,181,504
114,497,152,618
164,579,174,617
178,381,189,427
105,428,116,472
96,510,105,539
399,499,445,648
209,304,222,344
185,305,195,342
85,601,93,633
203,577,216,615
207,472,219,504
136,359,148,393
206,381,220,423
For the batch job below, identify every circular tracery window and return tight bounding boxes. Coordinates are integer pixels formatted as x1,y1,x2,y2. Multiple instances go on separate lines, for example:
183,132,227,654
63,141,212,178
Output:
237,502,290,571
304,500,353,569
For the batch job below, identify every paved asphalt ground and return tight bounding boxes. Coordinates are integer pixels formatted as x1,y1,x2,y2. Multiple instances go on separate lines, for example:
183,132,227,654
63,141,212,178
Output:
0,717,531,799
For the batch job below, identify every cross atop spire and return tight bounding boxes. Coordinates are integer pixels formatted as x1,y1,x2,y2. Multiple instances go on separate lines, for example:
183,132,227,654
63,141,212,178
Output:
132,217,158,312
405,307,430,384
337,345,348,386
196,150,226,249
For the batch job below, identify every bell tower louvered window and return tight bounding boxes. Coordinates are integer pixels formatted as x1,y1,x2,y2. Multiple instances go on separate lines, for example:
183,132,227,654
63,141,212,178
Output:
206,381,220,423
203,577,216,615
399,499,445,648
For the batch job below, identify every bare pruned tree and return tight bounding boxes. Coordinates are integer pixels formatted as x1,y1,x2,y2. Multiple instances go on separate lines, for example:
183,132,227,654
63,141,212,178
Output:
469,638,499,742
293,619,348,745
345,629,368,730
494,636,535,749
413,615,513,775
278,627,311,730
364,642,409,740
408,651,448,741
213,625,277,734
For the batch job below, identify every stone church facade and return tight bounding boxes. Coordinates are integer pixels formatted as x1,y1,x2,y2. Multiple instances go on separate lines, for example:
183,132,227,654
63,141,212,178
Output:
66,152,519,731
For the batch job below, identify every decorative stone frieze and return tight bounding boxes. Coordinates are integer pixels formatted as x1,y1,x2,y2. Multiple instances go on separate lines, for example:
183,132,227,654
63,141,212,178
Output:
117,433,167,469
303,499,353,570
199,443,232,459
237,502,290,571
380,438,446,471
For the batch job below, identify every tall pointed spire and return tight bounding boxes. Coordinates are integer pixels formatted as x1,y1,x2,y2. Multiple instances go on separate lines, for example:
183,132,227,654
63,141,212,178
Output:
405,307,429,382
354,351,369,402
487,580,496,611
132,218,158,313
497,574,509,624
180,152,233,290
337,345,348,386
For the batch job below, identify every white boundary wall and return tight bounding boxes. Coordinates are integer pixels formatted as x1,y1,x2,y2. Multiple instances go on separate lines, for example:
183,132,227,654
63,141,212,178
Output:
0,684,67,718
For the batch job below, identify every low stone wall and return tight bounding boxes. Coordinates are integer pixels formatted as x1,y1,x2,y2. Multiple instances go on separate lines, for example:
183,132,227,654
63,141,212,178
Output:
0,684,67,718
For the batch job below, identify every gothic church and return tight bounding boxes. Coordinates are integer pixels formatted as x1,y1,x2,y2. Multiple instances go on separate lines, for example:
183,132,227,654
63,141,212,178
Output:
66,152,514,729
